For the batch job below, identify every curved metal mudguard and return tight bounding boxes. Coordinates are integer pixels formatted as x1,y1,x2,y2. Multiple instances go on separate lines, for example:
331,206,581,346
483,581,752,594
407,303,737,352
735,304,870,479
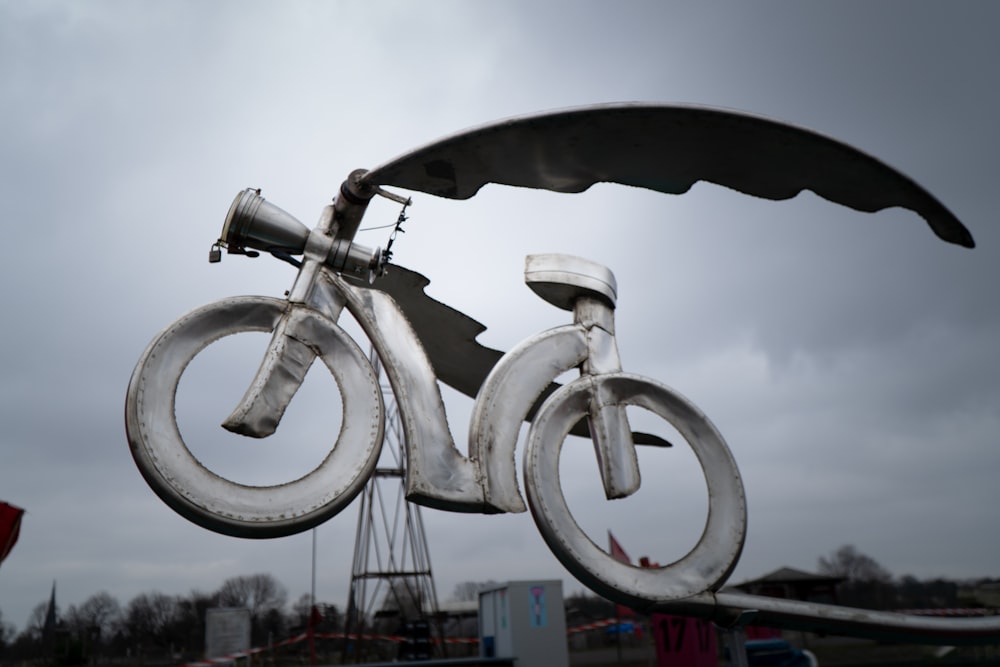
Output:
468,324,589,513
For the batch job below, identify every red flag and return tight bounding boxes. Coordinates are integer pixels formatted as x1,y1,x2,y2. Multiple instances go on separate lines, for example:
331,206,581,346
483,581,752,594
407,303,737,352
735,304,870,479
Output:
609,531,631,564
0,502,24,565
608,531,636,618
612,536,665,569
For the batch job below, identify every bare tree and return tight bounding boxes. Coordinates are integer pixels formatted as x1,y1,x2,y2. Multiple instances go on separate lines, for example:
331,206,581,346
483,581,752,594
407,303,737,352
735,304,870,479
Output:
289,593,312,629
450,580,499,602
0,608,16,650
58,593,120,664
818,545,895,610
62,605,82,633
216,573,288,622
818,545,892,583
123,592,180,652
288,594,340,633
216,573,287,646
173,590,218,658
65,591,121,639
25,600,54,640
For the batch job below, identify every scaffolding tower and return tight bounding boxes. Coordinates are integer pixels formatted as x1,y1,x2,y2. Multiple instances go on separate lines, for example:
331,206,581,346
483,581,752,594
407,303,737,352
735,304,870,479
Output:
342,352,443,663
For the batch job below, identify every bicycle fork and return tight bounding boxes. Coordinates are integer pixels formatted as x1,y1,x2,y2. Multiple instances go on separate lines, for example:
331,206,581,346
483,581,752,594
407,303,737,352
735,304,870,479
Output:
470,254,643,514
217,176,381,439
220,243,350,439
574,294,642,500
525,254,641,501
214,182,485,513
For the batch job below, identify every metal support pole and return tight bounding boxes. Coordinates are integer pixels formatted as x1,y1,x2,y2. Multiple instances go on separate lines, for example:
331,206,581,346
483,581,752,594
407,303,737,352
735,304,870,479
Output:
342,350,443,663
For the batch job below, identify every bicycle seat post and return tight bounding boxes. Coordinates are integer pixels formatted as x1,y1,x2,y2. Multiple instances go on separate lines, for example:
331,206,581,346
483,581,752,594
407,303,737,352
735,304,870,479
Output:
524,254,641,500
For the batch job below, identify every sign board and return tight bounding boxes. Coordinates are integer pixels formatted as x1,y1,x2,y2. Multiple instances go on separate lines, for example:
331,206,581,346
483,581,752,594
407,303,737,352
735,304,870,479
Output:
651,614,716,667
205,607,251,659
479,581,568,667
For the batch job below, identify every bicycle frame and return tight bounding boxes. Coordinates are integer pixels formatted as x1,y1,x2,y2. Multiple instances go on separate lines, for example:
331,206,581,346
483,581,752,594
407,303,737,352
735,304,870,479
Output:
223,195,644,516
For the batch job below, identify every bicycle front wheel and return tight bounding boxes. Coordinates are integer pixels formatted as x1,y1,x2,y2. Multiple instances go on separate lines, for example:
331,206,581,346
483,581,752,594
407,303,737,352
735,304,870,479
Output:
523,372,746,606
125,296,384,538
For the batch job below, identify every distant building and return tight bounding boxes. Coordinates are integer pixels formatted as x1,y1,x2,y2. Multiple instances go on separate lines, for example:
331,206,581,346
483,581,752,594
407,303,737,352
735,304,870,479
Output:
727,566,843,605
958,580,1000,609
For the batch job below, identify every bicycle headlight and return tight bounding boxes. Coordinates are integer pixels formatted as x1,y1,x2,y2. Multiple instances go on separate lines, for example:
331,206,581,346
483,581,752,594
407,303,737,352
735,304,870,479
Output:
219,188,310,256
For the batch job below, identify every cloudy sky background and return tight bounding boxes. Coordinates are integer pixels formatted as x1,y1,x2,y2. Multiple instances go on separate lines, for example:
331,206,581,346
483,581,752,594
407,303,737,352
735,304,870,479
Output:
2,1,998,634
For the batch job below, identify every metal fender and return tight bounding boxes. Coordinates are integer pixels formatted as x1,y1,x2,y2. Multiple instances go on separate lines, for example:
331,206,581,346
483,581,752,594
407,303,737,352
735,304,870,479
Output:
469,324,589,513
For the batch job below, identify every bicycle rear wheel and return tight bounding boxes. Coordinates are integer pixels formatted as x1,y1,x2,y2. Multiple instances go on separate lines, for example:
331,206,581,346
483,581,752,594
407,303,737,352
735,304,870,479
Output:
523,372,746,606
125,296,384,538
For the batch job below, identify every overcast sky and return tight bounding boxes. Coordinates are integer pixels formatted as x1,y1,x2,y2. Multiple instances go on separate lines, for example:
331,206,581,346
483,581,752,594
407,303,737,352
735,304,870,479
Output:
1,1,998,636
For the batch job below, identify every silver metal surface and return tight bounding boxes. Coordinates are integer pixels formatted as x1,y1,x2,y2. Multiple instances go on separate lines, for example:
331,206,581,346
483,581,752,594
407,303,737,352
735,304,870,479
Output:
643,591,1000,646
579,293,639,500
363,103,973,247
327,238,382,284
222,215,346,438
368,263,675,450
524,372,747,603
525,253,617,310
329,272,484,512
705,591,1000,645
584,346,640,500
220,310,320,438
468,324,589,514
125,297,384,538
221,188,310,255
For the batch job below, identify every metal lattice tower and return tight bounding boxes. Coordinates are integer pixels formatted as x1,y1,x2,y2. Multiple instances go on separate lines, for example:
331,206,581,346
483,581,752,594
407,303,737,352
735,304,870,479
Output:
342,351,442,663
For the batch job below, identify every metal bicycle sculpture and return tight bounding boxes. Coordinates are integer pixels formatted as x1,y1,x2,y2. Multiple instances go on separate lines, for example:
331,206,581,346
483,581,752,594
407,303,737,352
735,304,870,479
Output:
126,104,998,644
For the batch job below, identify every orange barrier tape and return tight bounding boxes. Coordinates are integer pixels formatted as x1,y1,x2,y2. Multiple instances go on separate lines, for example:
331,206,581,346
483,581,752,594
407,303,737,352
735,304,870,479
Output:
180,618,626,666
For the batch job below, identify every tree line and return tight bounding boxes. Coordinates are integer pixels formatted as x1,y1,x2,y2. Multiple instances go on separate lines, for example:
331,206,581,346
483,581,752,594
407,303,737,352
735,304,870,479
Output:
0,573,339,666
1,546,995,665
814,544,994,611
